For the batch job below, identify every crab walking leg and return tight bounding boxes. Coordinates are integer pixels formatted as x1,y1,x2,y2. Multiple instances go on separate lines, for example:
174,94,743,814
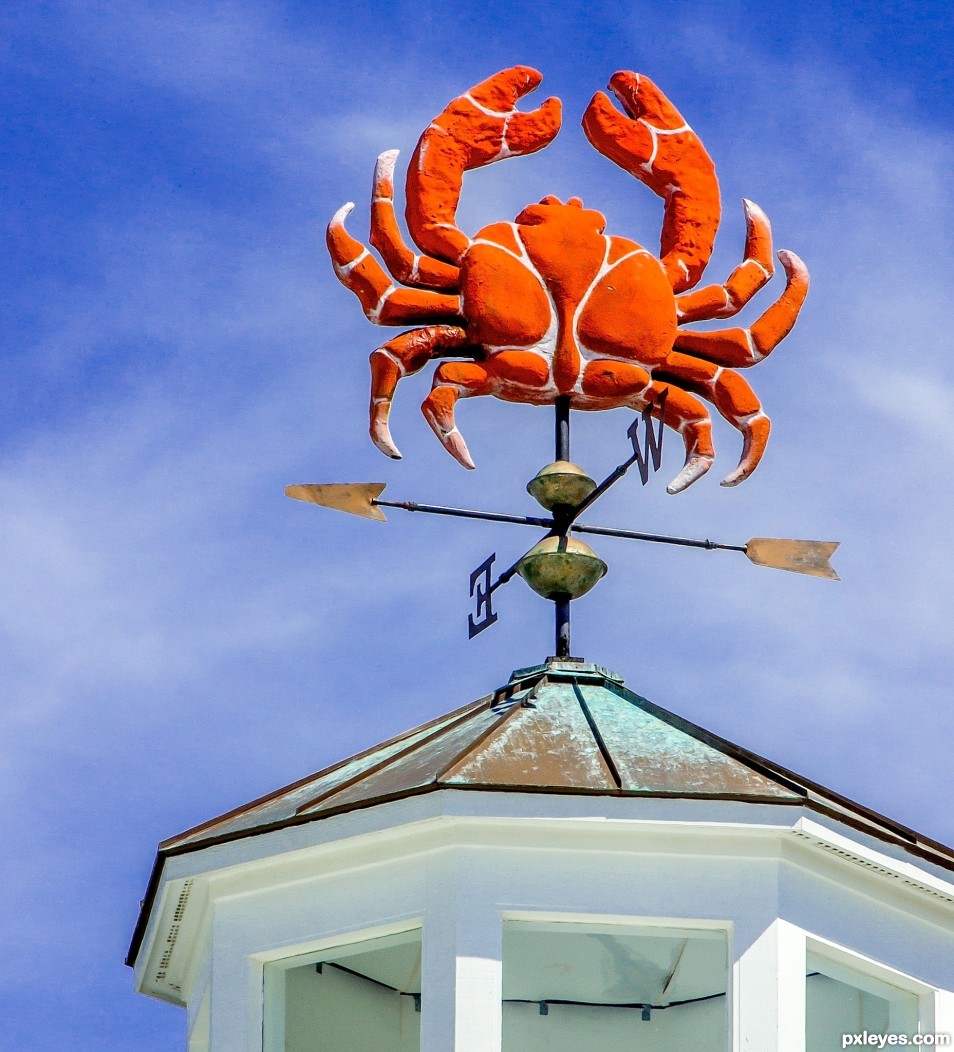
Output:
674,251,810,367
582,71,720,294
655,354,770,487
327,203,462,324
405,66,562,264
674,200,775,324
420,361,499,469
369,151,461,290
580,361,715,494
369,326,471,459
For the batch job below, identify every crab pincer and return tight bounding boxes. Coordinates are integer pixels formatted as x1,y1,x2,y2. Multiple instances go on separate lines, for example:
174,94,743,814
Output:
405,66,562,264
582,72,720,293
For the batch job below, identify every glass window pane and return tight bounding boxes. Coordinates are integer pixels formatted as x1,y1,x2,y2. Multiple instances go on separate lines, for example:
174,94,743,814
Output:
502,921,727,1052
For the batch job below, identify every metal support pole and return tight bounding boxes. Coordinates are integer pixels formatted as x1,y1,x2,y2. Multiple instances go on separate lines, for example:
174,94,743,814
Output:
554,397,573,659
555,396,571,462
555,595,571,658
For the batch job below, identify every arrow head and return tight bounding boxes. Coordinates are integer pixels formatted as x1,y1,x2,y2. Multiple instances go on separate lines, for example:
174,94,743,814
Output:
745,538,840,580
284,483,388,521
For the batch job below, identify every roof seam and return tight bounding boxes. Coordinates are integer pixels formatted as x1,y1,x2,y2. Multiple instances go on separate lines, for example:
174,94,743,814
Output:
292,703,489,816
437,680,543,782
160,696,488,849
602,680,806,799
572,679,623,790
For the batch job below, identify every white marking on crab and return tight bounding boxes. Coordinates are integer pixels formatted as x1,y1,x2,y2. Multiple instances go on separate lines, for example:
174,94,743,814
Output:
511,226,563,371
330,201,356,228
334,247,369,278
373,150,399,192
371,348,407,376
462,92,515,119
367,286,394,323
677,259,690,280
666,452,715,495
636,120,690,176
645,122,691,137
409,256,421,283
572,240,659,365
495,115,516,160
745,329,764,362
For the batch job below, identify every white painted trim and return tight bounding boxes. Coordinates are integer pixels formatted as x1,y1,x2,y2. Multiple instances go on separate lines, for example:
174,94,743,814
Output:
253,919,424,969
806,933,937,997
806,933,934,1037
187,989,210,1052
934,989,954,1034
792,818,954,904
734,919,805,1052
503,909,730,938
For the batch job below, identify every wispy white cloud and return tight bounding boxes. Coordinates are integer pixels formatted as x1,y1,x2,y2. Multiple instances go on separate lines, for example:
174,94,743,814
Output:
1,3,953,1048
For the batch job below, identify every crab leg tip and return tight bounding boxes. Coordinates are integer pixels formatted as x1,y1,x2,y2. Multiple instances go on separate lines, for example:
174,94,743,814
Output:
665,455,714,495
371,433,403,460
778,248,805,269
375,149,400,178
331,201,355,226
742,198,768,221
446,431,476,470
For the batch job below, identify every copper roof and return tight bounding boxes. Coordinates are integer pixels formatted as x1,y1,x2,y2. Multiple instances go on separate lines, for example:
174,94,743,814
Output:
155,659,953,862
128,659,954,967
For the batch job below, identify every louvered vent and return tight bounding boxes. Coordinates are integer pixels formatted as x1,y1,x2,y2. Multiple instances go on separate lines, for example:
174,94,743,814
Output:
155,879,194,988
791,831,954,906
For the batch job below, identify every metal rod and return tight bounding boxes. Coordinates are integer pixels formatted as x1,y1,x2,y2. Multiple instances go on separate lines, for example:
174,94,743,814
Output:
491,557,525,593
568,450,639,522
571,521,747,552
553,396,573,657
375,500,553,530
377,496,748,556
555,396,571,462
555,595,571,658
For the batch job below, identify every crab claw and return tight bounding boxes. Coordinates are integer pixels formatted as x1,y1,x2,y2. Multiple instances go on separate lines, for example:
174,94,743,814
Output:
405,66,562,265
666,454,715,495
420,382,477,469
582,71,720,293
370,399,402,460
421,407,476,470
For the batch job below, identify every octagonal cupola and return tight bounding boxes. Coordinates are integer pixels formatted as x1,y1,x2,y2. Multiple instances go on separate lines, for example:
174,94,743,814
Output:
130,658,954,1052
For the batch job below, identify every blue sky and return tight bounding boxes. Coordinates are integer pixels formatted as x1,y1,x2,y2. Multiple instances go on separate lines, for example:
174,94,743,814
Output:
2,1,953,1047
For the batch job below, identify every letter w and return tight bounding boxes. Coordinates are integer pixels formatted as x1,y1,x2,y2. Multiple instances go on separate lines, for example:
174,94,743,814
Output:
627,389,668,485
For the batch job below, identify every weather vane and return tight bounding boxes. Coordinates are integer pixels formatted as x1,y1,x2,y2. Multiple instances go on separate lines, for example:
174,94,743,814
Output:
288,67,838,657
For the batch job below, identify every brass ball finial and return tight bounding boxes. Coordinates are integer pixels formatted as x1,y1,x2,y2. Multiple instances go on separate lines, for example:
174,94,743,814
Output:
527,461,597,511
516,535,608,600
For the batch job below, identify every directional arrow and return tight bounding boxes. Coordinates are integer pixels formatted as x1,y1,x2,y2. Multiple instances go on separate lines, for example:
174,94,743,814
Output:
284,483,840,581
287,398,840,655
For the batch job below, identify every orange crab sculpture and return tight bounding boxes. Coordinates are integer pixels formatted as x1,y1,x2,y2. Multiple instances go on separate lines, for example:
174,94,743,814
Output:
327,67,808,494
